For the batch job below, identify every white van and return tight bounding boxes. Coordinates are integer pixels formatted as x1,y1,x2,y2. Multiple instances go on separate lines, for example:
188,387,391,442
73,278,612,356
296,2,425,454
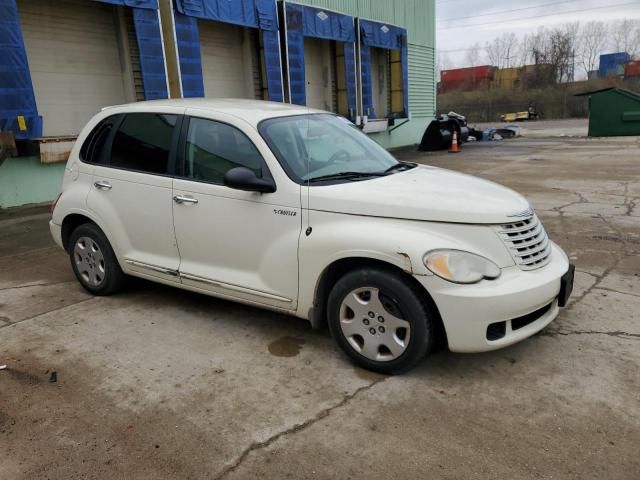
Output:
50,99,574,374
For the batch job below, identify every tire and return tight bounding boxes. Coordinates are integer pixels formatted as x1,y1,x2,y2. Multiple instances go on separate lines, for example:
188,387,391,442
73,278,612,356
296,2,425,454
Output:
68,223,125,296
327,267,434,375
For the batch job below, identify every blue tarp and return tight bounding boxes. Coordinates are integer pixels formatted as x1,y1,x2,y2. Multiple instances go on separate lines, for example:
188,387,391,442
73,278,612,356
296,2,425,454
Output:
0,0,164,140
96,0,158,9
0,0,41,139
359,19,409,119
174,0,278,31
173,0,282,101
284,2,357,117
174,13,205,98
132,8,169,100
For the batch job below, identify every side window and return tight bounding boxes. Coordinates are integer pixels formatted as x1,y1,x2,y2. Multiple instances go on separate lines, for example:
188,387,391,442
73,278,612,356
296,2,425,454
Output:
185,118,264,185
110,113,177,174
79,115,120,164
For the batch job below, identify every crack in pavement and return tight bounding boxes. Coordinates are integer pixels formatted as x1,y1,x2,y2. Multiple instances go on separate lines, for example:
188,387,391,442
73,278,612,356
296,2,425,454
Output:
213,377,387,480
0,281,74,292
0,297,95,330
594,286,640,299
540,329,640,340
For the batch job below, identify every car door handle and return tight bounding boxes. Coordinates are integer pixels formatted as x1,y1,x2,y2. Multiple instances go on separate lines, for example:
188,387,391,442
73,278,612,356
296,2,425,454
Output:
173,195,198,205
94,181,112,191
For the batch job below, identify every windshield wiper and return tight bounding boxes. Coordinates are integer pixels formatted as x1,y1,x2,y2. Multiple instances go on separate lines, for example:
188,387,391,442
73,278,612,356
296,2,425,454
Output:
383,162,415,174
306,171,387,183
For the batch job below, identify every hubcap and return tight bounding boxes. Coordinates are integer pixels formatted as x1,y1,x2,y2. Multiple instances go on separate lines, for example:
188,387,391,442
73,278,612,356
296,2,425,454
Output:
73,236,105,287
339,287,411,362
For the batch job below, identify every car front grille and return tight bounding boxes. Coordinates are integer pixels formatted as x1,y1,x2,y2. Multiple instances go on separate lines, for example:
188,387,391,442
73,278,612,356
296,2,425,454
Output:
496,214,551,270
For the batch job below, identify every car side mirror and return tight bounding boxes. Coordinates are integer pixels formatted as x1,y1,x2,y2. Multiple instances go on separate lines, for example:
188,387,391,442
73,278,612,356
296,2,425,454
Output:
224,167,276,193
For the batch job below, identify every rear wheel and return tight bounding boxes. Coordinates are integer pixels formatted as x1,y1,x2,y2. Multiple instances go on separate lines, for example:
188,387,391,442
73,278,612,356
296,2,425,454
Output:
327,267,434,374
69,223,125,296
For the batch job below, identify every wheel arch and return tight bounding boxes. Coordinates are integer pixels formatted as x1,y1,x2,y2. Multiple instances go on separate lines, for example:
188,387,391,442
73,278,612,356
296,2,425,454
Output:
61,212,115,256
309,256,447,348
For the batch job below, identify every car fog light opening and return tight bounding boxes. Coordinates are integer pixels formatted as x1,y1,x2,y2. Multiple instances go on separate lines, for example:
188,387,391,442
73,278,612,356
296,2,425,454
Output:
424,250,501,284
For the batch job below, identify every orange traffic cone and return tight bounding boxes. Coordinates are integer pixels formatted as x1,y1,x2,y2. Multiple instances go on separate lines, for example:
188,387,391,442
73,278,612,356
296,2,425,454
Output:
449,130,460,153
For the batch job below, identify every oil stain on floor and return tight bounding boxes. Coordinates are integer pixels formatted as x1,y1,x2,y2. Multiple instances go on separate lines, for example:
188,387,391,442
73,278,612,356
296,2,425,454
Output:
268,336,305,358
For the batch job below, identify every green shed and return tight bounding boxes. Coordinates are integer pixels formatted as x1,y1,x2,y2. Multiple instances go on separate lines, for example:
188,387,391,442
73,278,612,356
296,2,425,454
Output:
575,87,640,137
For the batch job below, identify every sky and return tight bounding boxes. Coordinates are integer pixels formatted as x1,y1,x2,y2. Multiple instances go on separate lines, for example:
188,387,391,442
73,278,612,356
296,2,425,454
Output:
436,0,640,68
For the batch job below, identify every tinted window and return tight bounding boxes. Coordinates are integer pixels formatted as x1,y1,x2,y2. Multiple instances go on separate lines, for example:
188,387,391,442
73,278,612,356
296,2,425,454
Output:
185,118,264,185
110,113,177,174
80,115,120,164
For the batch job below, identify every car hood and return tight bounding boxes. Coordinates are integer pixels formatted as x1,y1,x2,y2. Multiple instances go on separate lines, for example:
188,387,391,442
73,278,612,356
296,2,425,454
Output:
308,165,531,224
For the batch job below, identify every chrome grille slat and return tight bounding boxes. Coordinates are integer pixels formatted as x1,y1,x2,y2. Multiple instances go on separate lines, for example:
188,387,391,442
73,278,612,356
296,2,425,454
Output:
495,214,552,271
504,224,544,242
514,238,550,258
519,244,552,265
509,232,546,249
498,222,540,234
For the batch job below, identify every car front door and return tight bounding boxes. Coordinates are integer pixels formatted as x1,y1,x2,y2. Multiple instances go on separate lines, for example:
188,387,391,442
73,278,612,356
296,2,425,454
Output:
86,109,183,282
172,111,301,311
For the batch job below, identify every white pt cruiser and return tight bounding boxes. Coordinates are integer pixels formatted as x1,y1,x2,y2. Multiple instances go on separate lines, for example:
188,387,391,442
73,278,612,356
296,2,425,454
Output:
51,99,574,374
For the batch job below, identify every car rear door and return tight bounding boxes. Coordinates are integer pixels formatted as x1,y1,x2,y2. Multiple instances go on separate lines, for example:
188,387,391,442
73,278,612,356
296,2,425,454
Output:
86,108,183,282
171,111,301,311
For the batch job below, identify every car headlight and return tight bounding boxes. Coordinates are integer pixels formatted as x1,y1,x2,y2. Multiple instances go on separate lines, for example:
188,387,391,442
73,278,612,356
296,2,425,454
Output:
424,250,501,284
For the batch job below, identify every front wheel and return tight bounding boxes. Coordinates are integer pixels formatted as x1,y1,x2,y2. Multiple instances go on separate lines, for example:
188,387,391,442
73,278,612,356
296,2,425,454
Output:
327,268,434,374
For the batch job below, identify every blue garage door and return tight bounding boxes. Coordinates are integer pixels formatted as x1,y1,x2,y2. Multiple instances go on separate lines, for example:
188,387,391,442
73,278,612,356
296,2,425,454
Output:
0,0,167,139
359,18,409,120
283,1,357,119
173,0,283,102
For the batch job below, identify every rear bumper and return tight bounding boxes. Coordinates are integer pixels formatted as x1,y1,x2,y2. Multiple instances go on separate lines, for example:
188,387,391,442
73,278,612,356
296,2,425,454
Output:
49,220,63,250
417,242,570,353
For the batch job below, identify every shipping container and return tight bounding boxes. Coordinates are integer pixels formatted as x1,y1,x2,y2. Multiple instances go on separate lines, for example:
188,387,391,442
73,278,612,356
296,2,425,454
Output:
599,52,631,78
625,61,640,79
440,66,494,93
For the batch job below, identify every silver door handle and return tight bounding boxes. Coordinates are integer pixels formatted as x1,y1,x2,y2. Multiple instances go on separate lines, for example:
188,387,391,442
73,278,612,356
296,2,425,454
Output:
173,195,198,205
94,181,112,190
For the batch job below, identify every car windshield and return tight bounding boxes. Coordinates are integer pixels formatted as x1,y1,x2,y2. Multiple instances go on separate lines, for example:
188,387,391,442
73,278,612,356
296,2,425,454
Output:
259,114,401,184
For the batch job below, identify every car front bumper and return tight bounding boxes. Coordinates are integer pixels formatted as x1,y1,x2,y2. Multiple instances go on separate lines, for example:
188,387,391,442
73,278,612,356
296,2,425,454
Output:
417,242,571,353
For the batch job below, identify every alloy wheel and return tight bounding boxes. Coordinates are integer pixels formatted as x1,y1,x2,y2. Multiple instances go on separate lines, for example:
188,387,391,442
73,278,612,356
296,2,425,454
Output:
73,236,106,287
339,287,411,362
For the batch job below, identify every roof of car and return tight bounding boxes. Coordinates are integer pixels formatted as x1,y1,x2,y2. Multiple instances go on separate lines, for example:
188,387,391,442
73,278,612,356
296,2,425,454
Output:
103,98,323,126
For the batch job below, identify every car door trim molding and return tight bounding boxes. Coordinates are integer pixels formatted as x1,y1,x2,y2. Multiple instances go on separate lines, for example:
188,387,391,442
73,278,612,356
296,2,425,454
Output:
124,259,179,277
179,272,293,303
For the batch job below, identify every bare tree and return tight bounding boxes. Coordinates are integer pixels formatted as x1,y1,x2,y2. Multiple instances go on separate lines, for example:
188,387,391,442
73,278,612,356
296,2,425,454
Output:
503,33,518,68
485,37,503,68
485,33,519,68
464,42,483,67
578,21,608,78
436,49,453,81
610,19,640,55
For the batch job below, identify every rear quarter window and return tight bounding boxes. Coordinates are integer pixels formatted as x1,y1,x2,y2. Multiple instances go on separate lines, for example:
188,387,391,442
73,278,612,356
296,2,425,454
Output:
79,115,121,164
110,113,178,175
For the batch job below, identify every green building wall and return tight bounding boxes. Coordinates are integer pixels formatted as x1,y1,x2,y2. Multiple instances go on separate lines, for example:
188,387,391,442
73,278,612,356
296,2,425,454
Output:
1,0,436,209
0,157,65,209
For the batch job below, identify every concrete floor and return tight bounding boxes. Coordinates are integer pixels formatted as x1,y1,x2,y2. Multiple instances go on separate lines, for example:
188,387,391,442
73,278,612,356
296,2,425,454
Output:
1,131,639,479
